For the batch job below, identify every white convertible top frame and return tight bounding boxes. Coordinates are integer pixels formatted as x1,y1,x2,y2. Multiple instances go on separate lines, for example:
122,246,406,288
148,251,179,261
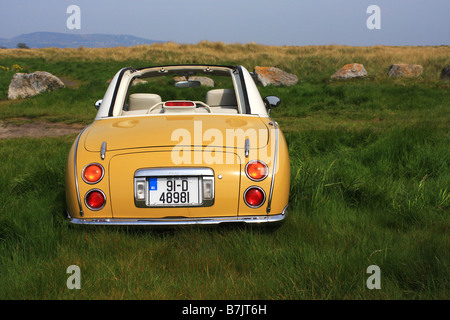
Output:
95,65,268,120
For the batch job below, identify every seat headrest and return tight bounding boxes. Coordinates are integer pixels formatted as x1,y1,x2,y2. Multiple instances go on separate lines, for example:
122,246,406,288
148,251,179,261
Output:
129,93,162,111
206,89,237,106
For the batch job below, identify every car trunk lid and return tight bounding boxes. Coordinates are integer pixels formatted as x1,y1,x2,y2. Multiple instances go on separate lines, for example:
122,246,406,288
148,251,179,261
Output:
108,150,241,219
84,114,269,152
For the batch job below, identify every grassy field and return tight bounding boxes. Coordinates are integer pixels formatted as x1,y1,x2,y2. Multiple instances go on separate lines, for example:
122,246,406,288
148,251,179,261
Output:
0,43,448,300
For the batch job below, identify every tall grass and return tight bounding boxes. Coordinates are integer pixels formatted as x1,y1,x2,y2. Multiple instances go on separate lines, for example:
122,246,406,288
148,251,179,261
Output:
1,43,449,80
0,43,448,300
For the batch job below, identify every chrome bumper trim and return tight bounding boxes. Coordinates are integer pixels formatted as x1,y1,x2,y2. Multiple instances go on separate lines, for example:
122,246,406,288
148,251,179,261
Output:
135,167,214,177
266,119,279,214
66,206,287,226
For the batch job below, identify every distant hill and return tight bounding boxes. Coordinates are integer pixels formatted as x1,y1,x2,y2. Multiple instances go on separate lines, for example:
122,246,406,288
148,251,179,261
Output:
0,32,165,49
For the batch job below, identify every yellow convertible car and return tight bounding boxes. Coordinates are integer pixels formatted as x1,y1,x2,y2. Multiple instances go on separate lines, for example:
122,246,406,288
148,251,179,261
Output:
65,65,290,226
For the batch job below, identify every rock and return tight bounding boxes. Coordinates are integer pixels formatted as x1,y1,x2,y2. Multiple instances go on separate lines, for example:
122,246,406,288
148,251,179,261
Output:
8,71,65,100
440,66,450,80
131,78,148,86
331,63,368,79
173,76,214,87
387,64,423,77
253,66,298,87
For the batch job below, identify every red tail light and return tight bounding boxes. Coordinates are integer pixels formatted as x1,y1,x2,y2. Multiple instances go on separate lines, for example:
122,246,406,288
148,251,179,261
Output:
85,190,106,210
245,160,268,181
82,163,104,184
165,101,195,107
244,187,266,208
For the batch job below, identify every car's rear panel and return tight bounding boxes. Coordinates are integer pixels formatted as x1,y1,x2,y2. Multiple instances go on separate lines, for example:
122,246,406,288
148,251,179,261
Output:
66,114,289,225
108,151,241,219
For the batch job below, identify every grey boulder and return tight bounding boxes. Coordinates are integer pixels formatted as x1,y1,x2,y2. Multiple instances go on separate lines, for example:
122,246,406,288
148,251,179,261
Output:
331,63,368,79
440,66,450,80
387,64,423,77
8,71,65,100
253,66,298,87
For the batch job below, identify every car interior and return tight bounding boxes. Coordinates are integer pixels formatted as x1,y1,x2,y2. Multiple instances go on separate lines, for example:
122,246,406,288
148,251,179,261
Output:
120,69,241,116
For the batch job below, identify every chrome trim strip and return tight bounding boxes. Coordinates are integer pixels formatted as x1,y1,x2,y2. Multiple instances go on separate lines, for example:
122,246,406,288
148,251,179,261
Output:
100,141,107,160
73,126,89,217
245,138,250,157
135,167,214,177
66,208,287,226
266,120,279,213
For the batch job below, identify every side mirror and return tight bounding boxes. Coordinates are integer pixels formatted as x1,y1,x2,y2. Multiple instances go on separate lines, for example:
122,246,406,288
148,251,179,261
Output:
263,96,281,110
95,99,102,110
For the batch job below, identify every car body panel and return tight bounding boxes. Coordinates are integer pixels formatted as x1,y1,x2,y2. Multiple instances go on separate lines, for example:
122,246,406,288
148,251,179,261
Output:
109,151,240,218
65,65,290,226
84,114,270,152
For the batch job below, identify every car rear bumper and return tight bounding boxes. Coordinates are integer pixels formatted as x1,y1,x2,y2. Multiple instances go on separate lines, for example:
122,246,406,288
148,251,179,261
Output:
66,206,288,226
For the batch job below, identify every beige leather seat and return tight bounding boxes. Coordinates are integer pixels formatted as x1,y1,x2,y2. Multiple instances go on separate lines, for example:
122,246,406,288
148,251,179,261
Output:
205,89,239,114
128,93,162,111
206,89,237,107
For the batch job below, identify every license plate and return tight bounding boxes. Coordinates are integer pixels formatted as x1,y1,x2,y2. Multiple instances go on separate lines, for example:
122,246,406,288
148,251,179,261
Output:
148,177,200,206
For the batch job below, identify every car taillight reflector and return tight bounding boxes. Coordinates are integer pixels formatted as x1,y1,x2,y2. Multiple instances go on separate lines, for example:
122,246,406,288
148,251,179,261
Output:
245,160,268,181
82,163,104,184
165,101,195,107
85,190,106,210
244,187,266,208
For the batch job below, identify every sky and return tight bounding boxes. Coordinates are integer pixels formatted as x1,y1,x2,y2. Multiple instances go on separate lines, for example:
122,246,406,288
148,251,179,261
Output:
0,0,449,46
